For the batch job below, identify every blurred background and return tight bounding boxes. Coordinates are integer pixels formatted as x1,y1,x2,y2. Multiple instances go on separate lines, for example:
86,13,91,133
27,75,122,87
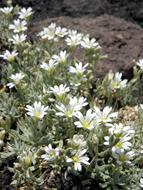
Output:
1,0,143,27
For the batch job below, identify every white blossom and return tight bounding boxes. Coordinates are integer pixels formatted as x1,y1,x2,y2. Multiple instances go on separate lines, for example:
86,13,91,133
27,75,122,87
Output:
112,136,133,155
68,135,87,149
108,123,135,138
52,50,69,64
66,149,89,171
136,59,143,70
108,72,128,90
140,104,143,111
38,23,57,41
94,106,118,125
140,178,143,188
9,19,27,33
26,101,48,119
81,35,100,49
55,26,68,37
69,62,88,75
50,84,70,96
40,59,58,72
18,7,33,20
48,23,57,30
56,96,88,118
0,50,18,62
66,30,82,47
9,34,26,45
7,73,25,88
112,150,135,163
0,7,13,15
41,144,60,161
74,109,96,130
104,136,110,146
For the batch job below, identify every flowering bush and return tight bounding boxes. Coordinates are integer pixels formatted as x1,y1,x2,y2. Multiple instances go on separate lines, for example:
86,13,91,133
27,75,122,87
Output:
0,1,143,190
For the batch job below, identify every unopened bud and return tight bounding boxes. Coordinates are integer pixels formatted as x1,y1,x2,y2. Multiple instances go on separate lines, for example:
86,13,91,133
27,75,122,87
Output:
91,134,98,145
14,162,21,170
7,0,12,6
0,130,5,140
22,156,32,168
0,140,4,147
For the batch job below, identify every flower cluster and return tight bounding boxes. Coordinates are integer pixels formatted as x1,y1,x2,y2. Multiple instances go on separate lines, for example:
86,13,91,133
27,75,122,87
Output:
38,23,101,50
0,4,142,190
104,123,135,163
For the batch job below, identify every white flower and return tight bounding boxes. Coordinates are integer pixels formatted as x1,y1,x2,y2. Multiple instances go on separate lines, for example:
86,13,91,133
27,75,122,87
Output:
81,35,100,49
140,178,143,188
140,104,143,110
94,106,118,125
55,26,68,37
52,50,69,64
41,144,60,161
108,72,128,90
104,136,110,146
108,123,135,138
38,23,57,41
40,59,58,72
48,23,57,30
0,7,13,15
66,149,90,171
112,136,132,155
9,34,26,45
50,84,70,96
69,62,88,75
112,150,135,163
66,30,82,47
136,59,143,70
7,73,25,88
9,19,27,33
68,135,87,149
26,101,48,119
56,96,88,118
76,96,88,109
74,109,96,130
18,7,33,20
0,50,18,62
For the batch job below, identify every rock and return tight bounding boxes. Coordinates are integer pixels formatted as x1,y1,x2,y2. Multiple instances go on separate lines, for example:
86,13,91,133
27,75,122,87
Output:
1,0,142,27
31,15,143,79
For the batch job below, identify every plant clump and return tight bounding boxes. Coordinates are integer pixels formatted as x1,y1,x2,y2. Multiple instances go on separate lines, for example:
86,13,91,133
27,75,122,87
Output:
0,1,143,190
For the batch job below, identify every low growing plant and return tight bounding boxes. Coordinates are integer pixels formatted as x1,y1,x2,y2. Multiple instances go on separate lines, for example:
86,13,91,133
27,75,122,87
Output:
0,1,143,190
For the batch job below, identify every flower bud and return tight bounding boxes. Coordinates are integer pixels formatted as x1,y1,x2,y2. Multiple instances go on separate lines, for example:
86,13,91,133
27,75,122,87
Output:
22,156,32,168
7,0,12,6
14,162,21,170
0,130,5,140
0,140,4,148
91,134,98,145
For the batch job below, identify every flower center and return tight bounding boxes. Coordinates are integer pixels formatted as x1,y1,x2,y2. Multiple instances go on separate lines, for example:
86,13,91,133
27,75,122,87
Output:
115,141,123,149
65,110,73,118
72,156,79,163
82,120,90,129
34,111,41,118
